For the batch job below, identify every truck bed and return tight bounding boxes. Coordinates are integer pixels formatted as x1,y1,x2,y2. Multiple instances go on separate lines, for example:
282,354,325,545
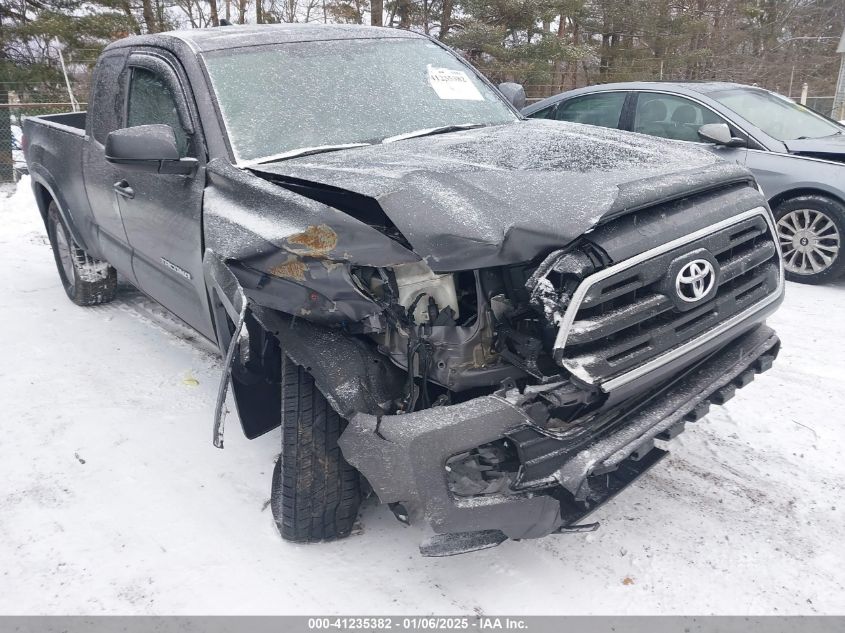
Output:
30,112,87,134
23,111,95,251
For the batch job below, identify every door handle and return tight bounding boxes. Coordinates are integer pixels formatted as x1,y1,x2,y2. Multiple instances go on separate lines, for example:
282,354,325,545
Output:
113,180,135,199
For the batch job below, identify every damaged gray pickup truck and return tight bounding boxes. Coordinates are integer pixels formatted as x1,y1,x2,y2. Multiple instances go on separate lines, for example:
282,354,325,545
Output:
24,24,785,556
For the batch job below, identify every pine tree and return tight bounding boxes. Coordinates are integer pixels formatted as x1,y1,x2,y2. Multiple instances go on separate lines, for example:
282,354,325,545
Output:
1,0,138,179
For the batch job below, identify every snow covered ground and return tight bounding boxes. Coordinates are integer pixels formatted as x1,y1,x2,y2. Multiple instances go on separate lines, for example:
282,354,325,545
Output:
1,177,844,615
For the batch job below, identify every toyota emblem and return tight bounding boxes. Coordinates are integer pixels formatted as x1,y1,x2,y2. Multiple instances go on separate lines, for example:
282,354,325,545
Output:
675,259,716,302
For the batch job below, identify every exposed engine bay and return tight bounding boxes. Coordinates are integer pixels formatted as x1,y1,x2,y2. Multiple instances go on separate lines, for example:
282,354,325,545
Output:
348,247,602,414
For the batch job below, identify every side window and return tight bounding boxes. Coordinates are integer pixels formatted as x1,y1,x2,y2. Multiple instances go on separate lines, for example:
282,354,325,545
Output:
126,66,190,157
633,93,728,143
527,105,556,119
554,92,626,129
89,54,125,144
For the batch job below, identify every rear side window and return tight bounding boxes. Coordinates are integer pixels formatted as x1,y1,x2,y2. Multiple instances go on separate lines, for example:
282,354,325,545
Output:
554,92,626,129
89,54,125,144
527,105,555,119
126,67,190,157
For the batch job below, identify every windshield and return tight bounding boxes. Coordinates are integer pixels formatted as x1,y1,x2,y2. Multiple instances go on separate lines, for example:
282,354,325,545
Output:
203,37,517,164
710,88,842,141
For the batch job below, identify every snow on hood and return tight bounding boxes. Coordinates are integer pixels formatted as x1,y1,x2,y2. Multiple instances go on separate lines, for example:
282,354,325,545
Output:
252,119,752,270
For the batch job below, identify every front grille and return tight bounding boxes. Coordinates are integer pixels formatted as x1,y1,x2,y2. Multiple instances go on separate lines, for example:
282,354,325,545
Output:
556,208,782,387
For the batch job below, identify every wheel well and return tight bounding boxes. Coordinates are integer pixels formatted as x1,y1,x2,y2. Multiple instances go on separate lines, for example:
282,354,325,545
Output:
32,181,52,223
769,188,845,212
229,311,283,440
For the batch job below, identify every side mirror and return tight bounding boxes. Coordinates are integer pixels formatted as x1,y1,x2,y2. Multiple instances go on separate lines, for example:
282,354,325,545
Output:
498,82,527,111
698,123,746,148
105,124,197,175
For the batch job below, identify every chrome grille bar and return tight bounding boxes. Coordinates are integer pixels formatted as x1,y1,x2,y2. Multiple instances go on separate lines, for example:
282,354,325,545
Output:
552,207,784,391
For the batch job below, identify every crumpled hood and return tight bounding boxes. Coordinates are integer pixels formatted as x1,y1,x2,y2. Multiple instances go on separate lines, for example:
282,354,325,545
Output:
252,119,754,269
783,133,845,160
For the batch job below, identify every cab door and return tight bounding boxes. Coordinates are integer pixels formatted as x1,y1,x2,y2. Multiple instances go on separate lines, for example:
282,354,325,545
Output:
112,51,214,339
82,50,136,282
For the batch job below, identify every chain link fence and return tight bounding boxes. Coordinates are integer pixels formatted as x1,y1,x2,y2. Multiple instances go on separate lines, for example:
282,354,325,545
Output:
805,96,837,119
479,54,838,100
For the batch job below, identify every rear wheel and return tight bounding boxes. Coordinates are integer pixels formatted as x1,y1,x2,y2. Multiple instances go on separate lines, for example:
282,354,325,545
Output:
270,355,361,543
46,201,117,306
774,195,845,284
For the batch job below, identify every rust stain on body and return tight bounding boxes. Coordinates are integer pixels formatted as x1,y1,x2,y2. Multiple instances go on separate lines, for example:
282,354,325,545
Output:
287,224,338,257
270,258,307,281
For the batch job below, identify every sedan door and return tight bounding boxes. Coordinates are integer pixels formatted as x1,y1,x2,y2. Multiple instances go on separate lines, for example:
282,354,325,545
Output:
628,92,749,165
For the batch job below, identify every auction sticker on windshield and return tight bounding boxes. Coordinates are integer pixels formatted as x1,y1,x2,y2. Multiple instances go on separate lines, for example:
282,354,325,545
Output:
427,65,484,101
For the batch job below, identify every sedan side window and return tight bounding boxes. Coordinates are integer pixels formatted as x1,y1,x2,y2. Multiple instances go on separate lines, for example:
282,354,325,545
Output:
126,67,191,157
527,105,556,119
633,93,727,143
554,92,627,129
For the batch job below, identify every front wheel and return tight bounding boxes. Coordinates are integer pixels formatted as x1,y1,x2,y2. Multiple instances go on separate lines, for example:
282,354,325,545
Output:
270,355,361,543
774,195,845,284
46,201,117,305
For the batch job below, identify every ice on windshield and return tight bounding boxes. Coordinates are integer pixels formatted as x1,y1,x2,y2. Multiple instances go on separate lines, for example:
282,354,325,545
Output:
711,88,842,141
202,38,517,163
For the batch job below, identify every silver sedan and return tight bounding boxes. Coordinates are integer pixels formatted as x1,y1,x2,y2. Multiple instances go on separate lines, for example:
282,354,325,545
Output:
523,82,845,284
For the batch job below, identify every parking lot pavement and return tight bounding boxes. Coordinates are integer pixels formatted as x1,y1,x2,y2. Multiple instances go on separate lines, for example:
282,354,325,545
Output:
1,178,844,615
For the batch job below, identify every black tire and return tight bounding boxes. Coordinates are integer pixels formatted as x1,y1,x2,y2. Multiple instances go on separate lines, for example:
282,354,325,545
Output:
773,195,845,285
270,355,361,543
46,201,118,306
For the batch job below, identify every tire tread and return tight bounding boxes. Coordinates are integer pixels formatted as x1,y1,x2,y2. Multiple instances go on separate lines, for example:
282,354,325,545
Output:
271,355,361,543
46,202,117,306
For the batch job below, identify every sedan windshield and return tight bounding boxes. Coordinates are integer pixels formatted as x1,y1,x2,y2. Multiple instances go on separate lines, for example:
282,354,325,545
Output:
202,37,517,164
710,87,842,141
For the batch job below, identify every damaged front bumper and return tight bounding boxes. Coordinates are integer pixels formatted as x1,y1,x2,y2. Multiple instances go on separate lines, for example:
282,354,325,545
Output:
339,324,780,556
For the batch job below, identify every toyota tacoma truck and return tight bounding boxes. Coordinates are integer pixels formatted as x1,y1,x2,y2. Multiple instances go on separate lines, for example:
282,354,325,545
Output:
24,24,784,556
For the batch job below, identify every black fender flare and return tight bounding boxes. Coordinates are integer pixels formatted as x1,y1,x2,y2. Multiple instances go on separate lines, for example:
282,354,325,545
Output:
29,167,90,251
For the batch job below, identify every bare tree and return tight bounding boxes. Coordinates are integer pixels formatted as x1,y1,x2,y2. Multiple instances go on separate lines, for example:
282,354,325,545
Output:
280,0,298,22
396,0,410,28
438,0,452,38
208,0,220,25
371,0,382,26
141,0,159,32
302,0,322,21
